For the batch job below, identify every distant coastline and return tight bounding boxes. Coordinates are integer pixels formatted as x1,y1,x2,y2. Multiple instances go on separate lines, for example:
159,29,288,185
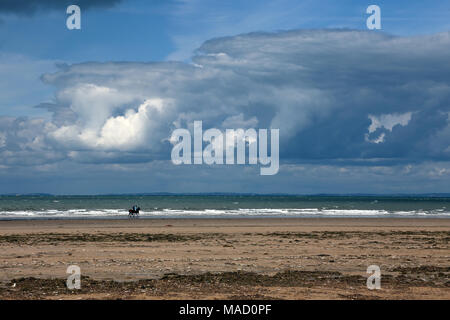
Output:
2,193,450,198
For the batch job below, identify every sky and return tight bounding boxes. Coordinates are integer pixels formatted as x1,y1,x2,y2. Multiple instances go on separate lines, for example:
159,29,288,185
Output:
0,0,449,194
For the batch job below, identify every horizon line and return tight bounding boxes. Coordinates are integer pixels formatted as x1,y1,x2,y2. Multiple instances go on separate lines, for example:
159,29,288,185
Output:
1,192,449,197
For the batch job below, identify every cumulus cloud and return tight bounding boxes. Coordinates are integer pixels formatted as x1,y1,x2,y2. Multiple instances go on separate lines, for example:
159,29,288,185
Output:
50,97,173,151
0,116,63,166
1,29,450,170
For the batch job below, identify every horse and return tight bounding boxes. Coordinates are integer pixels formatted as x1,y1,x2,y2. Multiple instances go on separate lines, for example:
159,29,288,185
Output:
128,207,140,218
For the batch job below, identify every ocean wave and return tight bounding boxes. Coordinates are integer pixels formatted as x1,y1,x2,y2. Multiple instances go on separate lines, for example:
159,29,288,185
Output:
0,208,449,218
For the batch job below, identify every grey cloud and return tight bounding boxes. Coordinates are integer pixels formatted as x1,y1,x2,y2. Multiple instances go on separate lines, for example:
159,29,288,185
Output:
0,116,65,166
1,29,450,169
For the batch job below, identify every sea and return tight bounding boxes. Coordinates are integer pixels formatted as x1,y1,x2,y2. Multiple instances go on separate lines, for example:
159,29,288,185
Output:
0,194,449,220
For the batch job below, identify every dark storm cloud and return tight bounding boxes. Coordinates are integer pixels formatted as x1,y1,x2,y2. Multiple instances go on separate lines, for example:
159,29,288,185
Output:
194,30,450,163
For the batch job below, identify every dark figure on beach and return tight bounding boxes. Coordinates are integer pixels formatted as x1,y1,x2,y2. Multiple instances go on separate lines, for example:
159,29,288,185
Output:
128,205,140,218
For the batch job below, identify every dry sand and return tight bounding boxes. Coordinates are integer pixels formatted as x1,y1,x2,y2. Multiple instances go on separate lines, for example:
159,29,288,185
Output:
0,218,448,300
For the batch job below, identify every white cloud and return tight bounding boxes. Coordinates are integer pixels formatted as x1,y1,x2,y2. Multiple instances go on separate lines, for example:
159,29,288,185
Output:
365,112,413,143
221,113,258,128
50,98,173,151
368,112,413,133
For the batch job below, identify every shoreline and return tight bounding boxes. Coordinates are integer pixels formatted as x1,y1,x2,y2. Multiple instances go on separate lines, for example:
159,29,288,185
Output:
1,215,450,221
0,216,449,229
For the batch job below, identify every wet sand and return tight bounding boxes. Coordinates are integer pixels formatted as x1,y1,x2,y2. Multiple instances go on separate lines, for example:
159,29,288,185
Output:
0,218,448,299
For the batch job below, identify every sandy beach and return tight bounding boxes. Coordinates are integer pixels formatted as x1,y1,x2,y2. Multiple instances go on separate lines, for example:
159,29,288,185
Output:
0,218,448,300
